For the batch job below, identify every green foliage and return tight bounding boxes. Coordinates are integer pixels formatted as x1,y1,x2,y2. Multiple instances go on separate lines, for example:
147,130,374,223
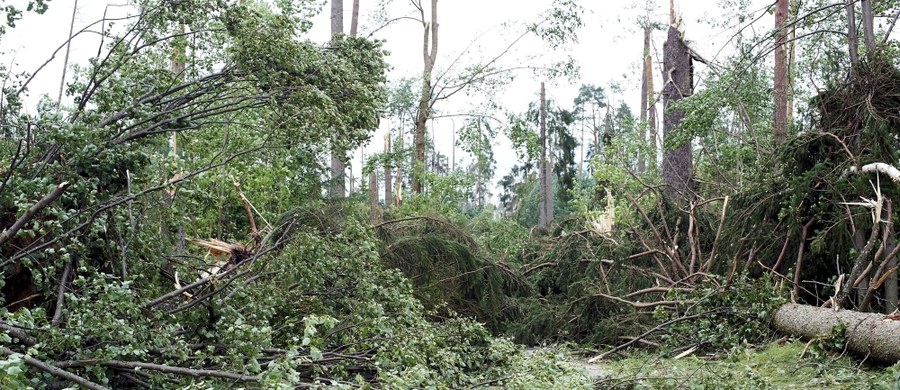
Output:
662,276,787,352
599,341,897,389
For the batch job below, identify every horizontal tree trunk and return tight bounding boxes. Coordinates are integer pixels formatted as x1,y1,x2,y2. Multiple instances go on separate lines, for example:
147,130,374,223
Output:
773,303,900,363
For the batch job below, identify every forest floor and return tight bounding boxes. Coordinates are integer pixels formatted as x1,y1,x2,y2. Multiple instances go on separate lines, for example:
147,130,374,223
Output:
567,341,898,389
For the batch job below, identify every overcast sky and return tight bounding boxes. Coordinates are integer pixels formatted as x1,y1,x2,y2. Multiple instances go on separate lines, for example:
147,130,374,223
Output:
2,0,772,198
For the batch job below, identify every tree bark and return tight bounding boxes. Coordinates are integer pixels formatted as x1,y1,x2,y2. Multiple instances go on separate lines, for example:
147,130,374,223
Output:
350,0,360,37
773,303,900,364
539,82,552,229
885,228,898,313
774,0,789,146
647,46,658,171
861,0,875,54
412,0,438,194
329,0,346,198
841,222,881,309
661,24,694,201
847,0,860,68
369,172,379,224
384,131,393,208
638,25,651,173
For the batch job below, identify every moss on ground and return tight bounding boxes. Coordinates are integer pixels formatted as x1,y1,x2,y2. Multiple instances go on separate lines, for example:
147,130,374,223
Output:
592,341,900,389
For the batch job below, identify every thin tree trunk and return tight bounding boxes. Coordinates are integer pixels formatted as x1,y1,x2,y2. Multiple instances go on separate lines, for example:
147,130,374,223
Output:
369,172,379,224
58,0,78,106
662,21,694,200
841,223,881,309
350,0,360,37
792,218,815,301
638,24,651,173
412,0,438,194
384,131,393,208
329,0,346,198
848,0,860,69
648,46,658,170
395,130,404,206
774,0,789,145
885,228,898,313
787,0,798,127
861,0,875,54
539,82,552,229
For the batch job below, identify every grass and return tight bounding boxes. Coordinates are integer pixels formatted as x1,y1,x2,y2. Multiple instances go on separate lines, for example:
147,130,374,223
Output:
591,341,900,389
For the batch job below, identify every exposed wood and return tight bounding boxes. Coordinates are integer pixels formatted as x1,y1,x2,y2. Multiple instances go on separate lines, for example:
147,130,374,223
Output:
773,303,900,363
851,163,900,183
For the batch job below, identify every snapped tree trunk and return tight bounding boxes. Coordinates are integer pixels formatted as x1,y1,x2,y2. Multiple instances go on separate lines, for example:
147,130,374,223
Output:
661,24,694,201
539,82,552,229
774,0,789,145
412,0,438,194
329,0,346,198
773,303,900,364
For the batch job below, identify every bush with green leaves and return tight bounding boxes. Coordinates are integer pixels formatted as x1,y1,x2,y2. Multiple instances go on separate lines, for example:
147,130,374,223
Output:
660,276,787,352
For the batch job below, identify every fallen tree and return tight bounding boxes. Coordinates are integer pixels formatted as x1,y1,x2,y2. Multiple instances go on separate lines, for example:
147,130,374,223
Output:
773,303,900,363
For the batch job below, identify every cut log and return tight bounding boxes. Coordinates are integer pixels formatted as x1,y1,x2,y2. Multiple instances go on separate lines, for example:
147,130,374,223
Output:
773,303,900,363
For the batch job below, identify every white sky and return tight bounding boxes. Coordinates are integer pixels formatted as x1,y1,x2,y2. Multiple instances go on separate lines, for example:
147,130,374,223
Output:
2,0,772,198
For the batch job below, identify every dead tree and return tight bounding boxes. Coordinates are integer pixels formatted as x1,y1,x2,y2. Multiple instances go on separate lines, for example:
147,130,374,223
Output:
661,13,694,200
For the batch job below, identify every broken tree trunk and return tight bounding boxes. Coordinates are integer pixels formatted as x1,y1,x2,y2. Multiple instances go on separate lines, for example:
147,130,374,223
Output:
773,303,900,363
662,22,694,201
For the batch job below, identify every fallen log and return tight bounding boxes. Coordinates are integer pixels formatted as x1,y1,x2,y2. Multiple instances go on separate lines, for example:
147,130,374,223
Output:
773,303,900,363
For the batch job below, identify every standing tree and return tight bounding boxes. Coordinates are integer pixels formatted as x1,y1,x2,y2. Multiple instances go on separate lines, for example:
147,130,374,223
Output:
539,82,553,229
774,0,789,145
330,0,347,198
412,0,438,194
573,84,607,168
662,3,694,200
